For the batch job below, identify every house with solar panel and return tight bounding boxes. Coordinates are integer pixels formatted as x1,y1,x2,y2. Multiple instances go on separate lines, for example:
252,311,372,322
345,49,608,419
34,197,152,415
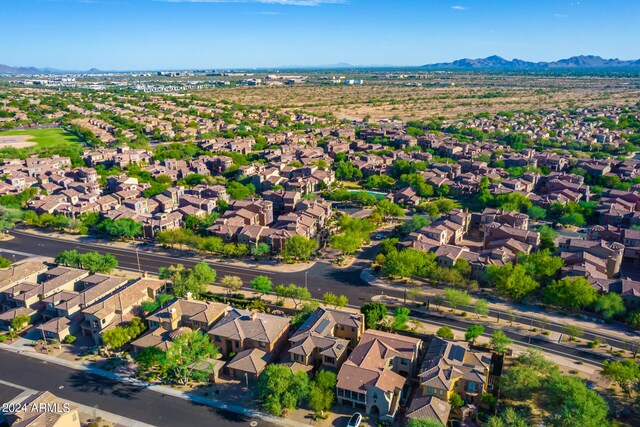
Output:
288,307,364,371
406,336,494,425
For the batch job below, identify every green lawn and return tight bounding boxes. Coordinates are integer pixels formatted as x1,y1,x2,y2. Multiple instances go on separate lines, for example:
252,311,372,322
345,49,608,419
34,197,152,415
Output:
0,128,83,148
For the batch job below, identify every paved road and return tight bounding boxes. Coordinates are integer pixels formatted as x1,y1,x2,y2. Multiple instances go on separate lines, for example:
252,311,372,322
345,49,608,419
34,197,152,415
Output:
0,348,275,427
3,229,374,306
1,230,631,363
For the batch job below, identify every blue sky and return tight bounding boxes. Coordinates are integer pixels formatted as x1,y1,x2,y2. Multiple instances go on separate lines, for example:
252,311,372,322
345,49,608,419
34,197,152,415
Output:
3,0,639,70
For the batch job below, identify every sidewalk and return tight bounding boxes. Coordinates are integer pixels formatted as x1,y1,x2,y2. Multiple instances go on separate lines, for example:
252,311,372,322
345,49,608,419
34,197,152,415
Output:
0,343,311,427
11,228,315,273
362,268,640,346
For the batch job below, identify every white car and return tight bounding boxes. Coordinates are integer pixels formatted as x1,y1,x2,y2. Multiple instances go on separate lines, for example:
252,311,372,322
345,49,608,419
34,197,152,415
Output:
347,412,362,427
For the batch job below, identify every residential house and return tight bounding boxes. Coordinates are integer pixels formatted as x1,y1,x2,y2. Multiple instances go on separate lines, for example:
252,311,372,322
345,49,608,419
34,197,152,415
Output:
336,329,422,422
288,307,364,371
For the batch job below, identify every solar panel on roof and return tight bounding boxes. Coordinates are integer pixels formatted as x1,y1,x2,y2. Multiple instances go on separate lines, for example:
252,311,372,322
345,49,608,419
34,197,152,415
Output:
315,318,331,335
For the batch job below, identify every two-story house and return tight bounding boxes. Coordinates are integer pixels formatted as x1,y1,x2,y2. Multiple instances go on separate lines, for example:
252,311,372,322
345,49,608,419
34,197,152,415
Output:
288,307,364,371
81,277,166,344
407,337,493,425
131,295,228,352
336,330,422,422
208,308,290,381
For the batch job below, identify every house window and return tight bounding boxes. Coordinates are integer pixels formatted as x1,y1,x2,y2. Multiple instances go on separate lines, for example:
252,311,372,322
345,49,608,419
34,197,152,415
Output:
215,336,221,342
259,342,266,349
400,358,408,365
427,387,432,394
467,382,477,392
325,356,335,365
234,341,239,348
439,390,444,396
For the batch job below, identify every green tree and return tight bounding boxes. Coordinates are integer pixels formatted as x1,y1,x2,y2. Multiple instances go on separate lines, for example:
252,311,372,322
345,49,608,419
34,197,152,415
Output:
436,326,455,339
251,275,273,299
98,218,142,239
396,215,430,235
449,392,464,408
282,236,318,262
256,365,310,415
563,325,584,340
594,293,626,320
539,225,558,252
220,275,243,295
392,307,411,331
251,242,271,257
101,327,130,351
11,314,30,331
453,258,472,278
474,299,489,318
487,264,539,301
54,250,118,273
601,359,640,398
407,419,445,427
486,408,529,427
226,181,255,200
490,330,513,354
308,370,337,413
374,199,404,219
544,277,598,311
383,249,436,279
518,249,564,283
278,284,311,309
501,365,542,399
0,256,12,268
164,330,218,385
160,263,216,298
135,346,166,373
527,205,547,221
544,373,609,427
443,288,471,310
360,302,387,330
80,252,119,274
465,325,484,344
559,212,586,227
323,292,348,309
330,233,362,255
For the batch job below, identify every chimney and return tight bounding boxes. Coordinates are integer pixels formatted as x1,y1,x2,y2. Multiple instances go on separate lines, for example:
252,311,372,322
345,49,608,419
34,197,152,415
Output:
185,292,192,301
250,312,257,321
169,308,177,320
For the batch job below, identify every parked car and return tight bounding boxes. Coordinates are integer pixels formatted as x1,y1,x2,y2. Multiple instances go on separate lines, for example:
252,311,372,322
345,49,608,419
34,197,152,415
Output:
375,233,384,240
347,412,362,427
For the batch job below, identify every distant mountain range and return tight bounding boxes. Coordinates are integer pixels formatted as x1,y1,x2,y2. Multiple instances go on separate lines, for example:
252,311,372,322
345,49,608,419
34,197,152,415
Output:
3,55,640,74
421,55,640,70
0,64,105,75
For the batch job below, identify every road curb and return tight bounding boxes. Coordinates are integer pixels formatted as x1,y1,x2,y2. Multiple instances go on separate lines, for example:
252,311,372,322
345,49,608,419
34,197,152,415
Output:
0,344,311,427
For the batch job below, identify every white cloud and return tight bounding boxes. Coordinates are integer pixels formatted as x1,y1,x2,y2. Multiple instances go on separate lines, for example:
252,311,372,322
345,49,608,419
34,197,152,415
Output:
157,0,345,5
553,13,568,18
451,5,467,11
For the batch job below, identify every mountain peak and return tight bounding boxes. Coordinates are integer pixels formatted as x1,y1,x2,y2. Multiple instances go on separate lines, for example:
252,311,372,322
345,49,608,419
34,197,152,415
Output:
422,55,640,70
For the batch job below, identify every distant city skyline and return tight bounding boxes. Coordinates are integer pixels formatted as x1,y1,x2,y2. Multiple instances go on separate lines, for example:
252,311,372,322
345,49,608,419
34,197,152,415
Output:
4,0,640,70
